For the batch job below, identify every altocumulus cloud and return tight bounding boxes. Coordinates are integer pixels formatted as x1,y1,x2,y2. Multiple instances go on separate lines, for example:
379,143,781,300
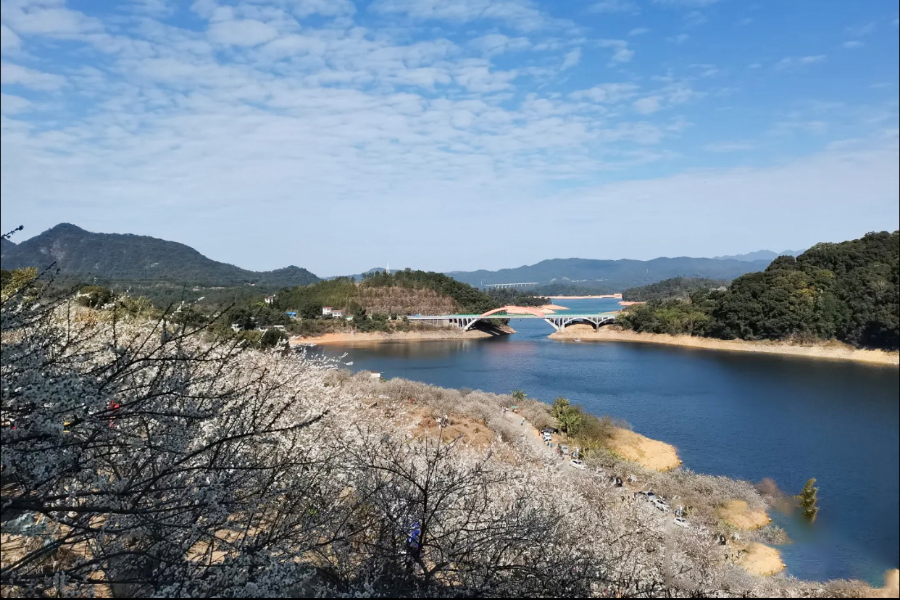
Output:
0,0,897,274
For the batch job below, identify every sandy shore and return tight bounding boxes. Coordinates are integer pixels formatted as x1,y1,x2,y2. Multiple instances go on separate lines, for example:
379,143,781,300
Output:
540,304,569,312
618,300,645,306
604,427,681,471
291,329,497,346
551,326,899,366
551,294,622,300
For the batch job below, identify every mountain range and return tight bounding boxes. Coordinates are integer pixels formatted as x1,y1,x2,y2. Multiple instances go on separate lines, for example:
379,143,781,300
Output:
3,223,798,295
1,224,320,290
712,249,804,262
446,257,773,292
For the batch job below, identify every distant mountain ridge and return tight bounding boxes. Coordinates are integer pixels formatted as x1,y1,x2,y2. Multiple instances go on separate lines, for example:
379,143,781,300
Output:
446,256,772,292
712,249,804,262
1,224,320,289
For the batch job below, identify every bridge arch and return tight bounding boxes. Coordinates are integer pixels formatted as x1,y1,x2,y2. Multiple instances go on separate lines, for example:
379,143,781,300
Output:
479,305,547,319
460,305,548,331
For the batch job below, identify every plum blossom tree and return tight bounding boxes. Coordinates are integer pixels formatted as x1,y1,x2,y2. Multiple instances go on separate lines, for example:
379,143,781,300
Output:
1,286,349,597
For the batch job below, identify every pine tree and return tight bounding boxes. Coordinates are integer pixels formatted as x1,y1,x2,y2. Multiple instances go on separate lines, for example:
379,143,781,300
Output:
797,478,819,522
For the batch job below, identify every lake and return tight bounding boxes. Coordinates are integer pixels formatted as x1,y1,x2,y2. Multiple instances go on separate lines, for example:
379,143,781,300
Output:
317,298,899,585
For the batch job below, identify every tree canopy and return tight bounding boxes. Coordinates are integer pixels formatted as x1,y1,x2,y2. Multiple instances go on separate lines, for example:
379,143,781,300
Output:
617,231,899,350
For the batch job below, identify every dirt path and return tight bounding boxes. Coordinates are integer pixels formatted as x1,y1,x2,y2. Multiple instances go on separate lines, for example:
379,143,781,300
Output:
500,410,561,463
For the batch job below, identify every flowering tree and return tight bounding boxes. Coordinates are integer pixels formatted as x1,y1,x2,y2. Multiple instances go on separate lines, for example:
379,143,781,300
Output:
1,286,348,597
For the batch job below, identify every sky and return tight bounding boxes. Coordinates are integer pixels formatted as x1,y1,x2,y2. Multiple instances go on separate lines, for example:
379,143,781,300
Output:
1,0,898,276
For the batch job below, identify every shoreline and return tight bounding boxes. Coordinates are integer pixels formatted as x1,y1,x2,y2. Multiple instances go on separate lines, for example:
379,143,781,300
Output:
550,327,899,366
550,294,623,300
291,329,498,346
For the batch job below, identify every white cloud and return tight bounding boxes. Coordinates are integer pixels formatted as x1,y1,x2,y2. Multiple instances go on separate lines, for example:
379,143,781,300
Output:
560,48,581,70
747,63,762,69
598,39,634,64
208,19,279,47
703,141,755,153
667,34,689,44
770,120,829,135
1,92,32,114
844,22,876,37
1,62,66,90
1,1,103,36
1,24,21,51
653,0,721,6
590,0,638,13
370,0,553,31
774,55,826,70
684,11,707,27
291,0,356,18
842,41,863,49
689,63,718,77
633,96,662,114
453,62,518,92
570,83,640,103
469,34,530,56
628,27,649,36
1,0,895,274
549,142,899,262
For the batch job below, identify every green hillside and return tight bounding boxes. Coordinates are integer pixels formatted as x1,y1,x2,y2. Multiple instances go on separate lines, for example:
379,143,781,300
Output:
622,277,729,302
1,224,319,292
618,231,899,350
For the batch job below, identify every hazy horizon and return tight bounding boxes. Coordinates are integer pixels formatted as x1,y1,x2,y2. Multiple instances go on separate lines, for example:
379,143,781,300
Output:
1,0,898,274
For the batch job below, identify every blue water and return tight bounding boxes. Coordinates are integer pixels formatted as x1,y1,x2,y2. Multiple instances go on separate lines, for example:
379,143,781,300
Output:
319,299,899,584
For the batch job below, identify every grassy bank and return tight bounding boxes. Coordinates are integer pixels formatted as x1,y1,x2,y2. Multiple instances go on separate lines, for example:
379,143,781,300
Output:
551,325,900,366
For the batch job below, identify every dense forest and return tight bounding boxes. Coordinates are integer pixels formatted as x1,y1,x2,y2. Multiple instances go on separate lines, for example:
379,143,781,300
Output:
531,282,619,296
622,277,729,302
617,231,899,350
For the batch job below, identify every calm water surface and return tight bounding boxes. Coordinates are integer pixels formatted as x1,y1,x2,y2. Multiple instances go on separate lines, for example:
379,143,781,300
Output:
318,299,899,584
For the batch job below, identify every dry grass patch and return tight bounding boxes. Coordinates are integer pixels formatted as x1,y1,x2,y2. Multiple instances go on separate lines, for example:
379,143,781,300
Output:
414,414,494,448
738,542,785,576
604,427,681,471
717,500,771,530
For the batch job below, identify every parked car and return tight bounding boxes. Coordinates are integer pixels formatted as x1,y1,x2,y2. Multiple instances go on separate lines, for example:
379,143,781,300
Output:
652,499,669,512
673,517,689,528
570,459,585,470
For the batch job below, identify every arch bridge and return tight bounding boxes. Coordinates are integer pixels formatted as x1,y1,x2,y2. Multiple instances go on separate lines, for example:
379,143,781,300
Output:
407,305,618,332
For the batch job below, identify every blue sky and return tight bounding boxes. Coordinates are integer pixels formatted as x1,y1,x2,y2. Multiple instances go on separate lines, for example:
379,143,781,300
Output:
1,0,898,275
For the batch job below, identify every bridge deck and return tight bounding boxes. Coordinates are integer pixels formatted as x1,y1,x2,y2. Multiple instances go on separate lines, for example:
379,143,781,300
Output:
407,312,619,319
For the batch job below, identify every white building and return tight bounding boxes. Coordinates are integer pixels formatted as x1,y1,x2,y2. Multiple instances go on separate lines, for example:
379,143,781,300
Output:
331,309,345,318
322,306,333,316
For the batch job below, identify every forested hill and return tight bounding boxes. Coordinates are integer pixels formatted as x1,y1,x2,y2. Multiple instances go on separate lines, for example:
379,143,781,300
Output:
1,224,319,290
447,256,770,292
618,231,900,351
274,269,547,317
622,277,728,302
